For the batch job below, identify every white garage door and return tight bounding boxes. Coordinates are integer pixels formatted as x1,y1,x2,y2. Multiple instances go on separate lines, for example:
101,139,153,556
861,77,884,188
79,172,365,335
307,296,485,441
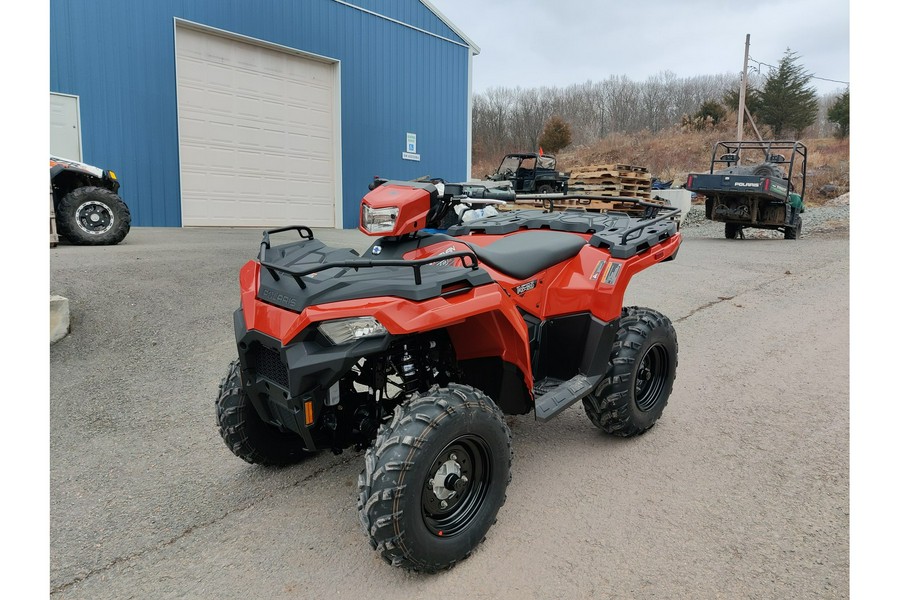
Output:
176,25,337,227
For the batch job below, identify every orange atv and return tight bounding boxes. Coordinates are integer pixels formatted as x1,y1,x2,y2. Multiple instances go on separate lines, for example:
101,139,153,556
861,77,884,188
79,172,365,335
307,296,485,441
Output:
216,179,682,572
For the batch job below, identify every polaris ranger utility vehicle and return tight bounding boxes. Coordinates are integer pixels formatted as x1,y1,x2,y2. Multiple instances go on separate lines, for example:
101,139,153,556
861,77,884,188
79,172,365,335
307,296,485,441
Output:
487,152,570,194
215,180,681,572
50,157,131,245
685,140,806,239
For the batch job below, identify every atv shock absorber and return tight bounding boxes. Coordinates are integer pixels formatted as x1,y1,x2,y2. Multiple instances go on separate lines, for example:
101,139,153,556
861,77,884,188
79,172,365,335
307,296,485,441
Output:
398,343,419,393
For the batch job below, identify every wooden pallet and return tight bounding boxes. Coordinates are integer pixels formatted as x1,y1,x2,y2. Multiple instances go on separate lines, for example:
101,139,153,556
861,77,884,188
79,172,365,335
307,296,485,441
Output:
499,195,663,215
572,163,650,174
572,170,651,181
50,184,59,248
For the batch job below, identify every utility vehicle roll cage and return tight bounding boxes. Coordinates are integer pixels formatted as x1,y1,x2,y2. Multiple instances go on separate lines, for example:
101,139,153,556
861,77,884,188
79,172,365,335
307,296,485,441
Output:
709,140,808,200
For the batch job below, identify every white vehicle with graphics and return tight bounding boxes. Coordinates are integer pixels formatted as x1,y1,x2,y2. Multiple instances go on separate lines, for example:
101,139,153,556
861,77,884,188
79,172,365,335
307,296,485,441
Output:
50,156,131,245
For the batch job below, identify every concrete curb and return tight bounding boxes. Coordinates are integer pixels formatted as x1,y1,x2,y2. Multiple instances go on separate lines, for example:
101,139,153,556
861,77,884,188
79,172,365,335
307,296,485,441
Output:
51,295,70,344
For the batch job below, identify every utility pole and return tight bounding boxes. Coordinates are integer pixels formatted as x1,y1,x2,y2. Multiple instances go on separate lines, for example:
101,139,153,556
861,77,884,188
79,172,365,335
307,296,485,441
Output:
736,34,750,151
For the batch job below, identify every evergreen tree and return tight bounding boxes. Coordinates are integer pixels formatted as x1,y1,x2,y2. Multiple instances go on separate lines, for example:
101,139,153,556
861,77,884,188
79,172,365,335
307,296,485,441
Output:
723,85,762,115
827,89,850,138
538,116,573,155
757,49,819,137
696,100,726,125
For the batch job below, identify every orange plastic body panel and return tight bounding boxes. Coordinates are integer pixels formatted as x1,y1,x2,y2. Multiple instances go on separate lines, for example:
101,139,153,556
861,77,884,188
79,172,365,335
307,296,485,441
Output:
239,261,534,391
455,231,682,322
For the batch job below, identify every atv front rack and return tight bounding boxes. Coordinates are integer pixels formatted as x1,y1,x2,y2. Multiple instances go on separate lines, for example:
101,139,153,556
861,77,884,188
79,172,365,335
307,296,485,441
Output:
258,225,481,288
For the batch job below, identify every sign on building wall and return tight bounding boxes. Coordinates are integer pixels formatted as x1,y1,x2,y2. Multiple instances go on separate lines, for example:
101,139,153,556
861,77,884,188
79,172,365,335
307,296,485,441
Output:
402,132,420,161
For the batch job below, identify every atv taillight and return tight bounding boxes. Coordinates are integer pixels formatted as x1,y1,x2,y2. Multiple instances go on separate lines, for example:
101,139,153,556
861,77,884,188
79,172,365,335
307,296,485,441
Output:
763,178,771,191
686,175,693,188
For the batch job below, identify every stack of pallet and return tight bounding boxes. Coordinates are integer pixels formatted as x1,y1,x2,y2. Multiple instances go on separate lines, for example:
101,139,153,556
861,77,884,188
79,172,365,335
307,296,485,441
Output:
570,163,652,199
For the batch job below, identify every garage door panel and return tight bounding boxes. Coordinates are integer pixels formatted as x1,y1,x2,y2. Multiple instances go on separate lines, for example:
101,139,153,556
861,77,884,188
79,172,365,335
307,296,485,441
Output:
177,26,336,227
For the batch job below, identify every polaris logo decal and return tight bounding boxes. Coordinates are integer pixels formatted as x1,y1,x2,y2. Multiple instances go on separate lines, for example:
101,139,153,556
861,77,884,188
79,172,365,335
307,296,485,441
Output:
260,288,298,308
514,280,537,296
734,182,760,188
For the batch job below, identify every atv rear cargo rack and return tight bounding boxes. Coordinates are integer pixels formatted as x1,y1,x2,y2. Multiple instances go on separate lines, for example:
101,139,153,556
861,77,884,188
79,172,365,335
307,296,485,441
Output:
448,198,680,259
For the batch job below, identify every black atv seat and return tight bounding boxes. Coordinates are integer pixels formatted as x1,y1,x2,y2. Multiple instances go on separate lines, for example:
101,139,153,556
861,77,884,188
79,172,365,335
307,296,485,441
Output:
471,231,586,280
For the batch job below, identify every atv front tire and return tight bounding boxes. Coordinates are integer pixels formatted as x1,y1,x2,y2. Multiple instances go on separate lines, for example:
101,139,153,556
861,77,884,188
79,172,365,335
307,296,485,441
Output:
583,307,678,437
358,384,511,572
215,359,310,466
56,186,131,245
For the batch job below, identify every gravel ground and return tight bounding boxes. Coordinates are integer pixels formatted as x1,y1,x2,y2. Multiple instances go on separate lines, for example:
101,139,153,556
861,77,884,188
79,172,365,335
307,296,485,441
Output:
681,193,850,240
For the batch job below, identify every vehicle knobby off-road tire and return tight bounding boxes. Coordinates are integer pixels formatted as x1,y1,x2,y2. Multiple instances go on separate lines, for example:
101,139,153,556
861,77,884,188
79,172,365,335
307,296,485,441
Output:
583,307,678,437
56,185,131,245
215,359,310,466
785,216,802,240
358,384,512,572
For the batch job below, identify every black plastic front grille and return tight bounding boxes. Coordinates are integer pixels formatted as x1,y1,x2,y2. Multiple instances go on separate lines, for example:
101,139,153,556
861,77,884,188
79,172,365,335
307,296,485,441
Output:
253,344,289,388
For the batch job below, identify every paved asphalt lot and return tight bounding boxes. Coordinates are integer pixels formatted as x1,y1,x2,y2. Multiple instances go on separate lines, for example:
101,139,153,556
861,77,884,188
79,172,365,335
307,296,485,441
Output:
49,224,849,599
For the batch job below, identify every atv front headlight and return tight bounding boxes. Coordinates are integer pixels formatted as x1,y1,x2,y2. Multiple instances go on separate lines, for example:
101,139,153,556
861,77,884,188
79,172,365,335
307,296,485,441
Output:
362,204,399,233
319,317,387,345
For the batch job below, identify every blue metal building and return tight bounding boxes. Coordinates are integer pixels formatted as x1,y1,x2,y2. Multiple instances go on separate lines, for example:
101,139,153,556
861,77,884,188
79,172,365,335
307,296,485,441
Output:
49,0,478,228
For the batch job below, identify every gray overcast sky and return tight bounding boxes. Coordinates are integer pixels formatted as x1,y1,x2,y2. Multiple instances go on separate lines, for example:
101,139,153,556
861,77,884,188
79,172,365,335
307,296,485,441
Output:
430,0,850,95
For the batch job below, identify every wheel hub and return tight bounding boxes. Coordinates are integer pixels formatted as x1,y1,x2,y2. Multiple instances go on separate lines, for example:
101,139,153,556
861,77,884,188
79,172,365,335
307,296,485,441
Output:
75,200,114,235
431,457,467,501
422,438,490,538
634,343,669,412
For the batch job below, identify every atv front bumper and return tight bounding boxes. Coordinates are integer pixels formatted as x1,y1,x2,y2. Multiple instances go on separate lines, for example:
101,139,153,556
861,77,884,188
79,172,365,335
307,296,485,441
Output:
234,308,392,450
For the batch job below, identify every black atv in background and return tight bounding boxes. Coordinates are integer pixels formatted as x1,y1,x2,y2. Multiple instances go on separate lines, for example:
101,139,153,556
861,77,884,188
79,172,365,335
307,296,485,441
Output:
50,157,131,245
487,152,570,194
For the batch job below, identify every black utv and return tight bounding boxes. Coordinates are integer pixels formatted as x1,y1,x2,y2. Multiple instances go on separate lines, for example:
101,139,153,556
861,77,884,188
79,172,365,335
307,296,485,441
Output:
487,153,570,194
50,156,131,245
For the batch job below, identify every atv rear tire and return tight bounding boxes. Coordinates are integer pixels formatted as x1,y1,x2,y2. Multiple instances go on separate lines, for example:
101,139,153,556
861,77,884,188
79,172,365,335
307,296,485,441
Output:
583,307,678,437
215,359,311,466
358,384,511,572
537,184,554,194
56,186,131,245
725,223,740,239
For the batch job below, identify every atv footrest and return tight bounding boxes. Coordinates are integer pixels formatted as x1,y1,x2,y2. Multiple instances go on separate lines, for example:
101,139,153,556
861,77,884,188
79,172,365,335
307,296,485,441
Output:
534,374,602,422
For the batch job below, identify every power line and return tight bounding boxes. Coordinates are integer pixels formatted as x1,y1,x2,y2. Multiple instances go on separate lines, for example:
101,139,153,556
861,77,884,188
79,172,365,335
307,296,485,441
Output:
748,56,849,86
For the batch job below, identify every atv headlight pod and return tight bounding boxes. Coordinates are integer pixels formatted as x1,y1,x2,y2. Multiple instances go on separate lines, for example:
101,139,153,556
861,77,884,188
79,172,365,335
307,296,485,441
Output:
362,203,399,233
319,316,387,345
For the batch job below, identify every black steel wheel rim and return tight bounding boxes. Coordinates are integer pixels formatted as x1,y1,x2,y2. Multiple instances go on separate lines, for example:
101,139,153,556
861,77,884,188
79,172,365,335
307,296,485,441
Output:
75,200,114,235
421,435,492,538
634,343,669,412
